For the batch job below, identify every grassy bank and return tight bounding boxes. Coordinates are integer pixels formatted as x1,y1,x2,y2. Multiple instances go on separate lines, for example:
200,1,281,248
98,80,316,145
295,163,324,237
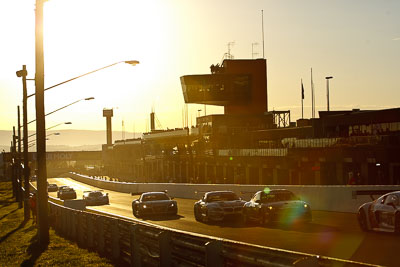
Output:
0,181,113,266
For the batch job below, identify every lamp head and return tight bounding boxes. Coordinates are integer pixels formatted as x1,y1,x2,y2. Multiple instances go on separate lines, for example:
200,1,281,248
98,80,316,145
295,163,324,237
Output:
16,69,28,78
85,97,95,101
125,60,140,66
325,76,333,80
65,122,72,125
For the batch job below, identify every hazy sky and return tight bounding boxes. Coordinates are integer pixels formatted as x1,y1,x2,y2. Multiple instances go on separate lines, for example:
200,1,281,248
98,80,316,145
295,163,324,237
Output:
1,0,399,136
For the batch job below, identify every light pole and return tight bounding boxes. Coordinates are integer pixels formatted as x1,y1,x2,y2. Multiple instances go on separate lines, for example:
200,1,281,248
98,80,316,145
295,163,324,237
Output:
34,0,139,245
325,76,333,111
28,122,72,139
16,66,30,220
27,97,94,125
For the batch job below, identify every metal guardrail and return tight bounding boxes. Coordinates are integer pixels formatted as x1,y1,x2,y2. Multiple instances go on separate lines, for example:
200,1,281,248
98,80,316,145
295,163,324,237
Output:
47,201,375,267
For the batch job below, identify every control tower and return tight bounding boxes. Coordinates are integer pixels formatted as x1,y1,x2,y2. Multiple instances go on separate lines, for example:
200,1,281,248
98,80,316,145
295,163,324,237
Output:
180,58,267,115
103,108,113,146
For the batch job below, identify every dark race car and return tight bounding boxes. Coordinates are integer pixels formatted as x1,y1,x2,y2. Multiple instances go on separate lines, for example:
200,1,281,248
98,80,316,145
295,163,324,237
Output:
243,189,312,226
58,186,77,200
358,191,400,233
83,190,109,206
47,183,58,192
193,191,246,223
132,191,177,218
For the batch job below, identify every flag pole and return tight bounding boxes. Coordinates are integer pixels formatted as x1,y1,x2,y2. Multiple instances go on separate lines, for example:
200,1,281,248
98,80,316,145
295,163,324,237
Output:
301,79,304,119
311,68,314,118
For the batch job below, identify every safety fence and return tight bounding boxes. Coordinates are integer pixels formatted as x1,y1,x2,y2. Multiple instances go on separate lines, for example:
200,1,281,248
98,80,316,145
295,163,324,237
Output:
48,201,372,267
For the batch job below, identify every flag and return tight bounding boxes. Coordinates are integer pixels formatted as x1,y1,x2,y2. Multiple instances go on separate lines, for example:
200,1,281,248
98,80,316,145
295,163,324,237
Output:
301,80,305,99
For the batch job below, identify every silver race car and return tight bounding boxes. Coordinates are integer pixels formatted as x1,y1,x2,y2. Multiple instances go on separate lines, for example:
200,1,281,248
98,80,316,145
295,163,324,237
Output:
132,192,177,218
194,191,246,223
358,191,400,233
243,189,312,226
83,190,109,206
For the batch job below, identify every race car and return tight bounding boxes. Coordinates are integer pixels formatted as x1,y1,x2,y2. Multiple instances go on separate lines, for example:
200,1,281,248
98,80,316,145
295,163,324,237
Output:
47,183,58,192
83,190,109,205
132,191,177,218
243,189,312,226
193,191,246,223
57,186,77,200
357,191,400,233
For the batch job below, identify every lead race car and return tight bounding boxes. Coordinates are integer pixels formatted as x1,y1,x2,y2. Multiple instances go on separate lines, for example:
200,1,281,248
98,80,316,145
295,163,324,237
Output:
357,191,400,233
194,191,246,223
243,189,312,226
132,191,177,218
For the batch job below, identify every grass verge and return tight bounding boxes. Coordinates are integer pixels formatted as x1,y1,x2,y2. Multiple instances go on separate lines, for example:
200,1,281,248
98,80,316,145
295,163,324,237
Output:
0,181,113,267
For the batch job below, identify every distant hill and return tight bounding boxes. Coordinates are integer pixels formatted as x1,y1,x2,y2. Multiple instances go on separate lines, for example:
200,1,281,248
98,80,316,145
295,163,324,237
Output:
0,129,141,152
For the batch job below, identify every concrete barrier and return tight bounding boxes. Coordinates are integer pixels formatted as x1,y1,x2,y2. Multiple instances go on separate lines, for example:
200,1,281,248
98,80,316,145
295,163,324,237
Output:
65,172,400,213
64,199,86,210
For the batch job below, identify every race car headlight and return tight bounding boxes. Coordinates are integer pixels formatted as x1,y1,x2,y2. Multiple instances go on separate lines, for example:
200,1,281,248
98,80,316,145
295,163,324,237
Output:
268,206,273,210
142,204,147,209
169,203,175,207
304,204,309,209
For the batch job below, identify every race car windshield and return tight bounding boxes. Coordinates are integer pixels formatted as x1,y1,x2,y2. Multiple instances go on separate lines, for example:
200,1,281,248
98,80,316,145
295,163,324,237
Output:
89,192,103,197
207,193,239,202
262,192,298,202
142,194,170,202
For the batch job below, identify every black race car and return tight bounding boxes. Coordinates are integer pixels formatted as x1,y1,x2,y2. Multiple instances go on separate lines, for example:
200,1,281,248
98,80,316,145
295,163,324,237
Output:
132,192,177,218
193,191,246,223
57,186,77,200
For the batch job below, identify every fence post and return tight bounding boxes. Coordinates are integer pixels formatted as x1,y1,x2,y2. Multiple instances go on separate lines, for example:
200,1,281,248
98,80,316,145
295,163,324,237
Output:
77,212,84,246
159,231,172,266
205,240,223,267
72,210,77,241
61,207,66,235
111,219,120,260
130,224,141,267
87,214,93,248
67,209,72,238
98,216,105,254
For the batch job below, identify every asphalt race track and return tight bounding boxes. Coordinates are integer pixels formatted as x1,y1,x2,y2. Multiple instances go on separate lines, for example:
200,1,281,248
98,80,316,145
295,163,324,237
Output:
46,177,399,266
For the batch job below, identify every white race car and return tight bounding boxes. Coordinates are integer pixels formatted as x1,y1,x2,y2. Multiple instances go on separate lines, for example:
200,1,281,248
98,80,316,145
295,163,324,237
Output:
357,191,400,233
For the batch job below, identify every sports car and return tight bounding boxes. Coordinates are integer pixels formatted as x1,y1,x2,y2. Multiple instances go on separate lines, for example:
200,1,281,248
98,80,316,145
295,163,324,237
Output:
243,189,312,226
57,186,77,200
47,183,58,192
83,190,109,205
132,192,177,218
194,191,246,222
357,191,400,233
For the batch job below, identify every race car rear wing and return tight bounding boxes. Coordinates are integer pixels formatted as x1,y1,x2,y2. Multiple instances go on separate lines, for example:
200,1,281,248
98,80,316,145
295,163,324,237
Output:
352,190,397,201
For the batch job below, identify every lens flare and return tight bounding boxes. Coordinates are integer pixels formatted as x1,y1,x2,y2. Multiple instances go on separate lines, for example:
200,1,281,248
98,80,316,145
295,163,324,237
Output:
263,187,271,194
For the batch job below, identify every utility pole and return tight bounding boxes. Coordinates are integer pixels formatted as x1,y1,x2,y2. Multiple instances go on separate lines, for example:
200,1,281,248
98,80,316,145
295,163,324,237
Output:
11,130,17,199
17,65,31,220
17,106,23,209
35,0,49,245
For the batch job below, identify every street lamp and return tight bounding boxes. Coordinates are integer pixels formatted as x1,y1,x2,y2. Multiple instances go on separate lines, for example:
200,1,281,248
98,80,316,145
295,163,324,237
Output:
28,122,72,139
27,61,139,98
27,97,94,125
325,76,333,111
33,0,139,246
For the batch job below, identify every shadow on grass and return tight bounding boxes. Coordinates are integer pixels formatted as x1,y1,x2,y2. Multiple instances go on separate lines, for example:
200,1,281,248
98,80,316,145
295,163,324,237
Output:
0,200,15,210
0,220,27,244
0,208,18,221
21,233,48,267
